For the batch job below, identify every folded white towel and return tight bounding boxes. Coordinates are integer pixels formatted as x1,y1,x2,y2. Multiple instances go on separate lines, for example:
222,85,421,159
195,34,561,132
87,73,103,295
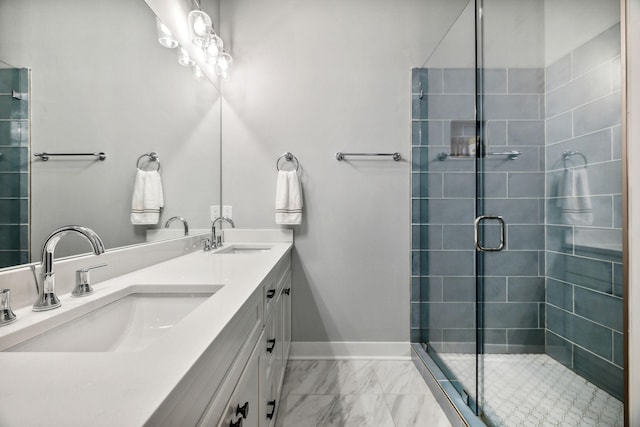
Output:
131,169,164,225
557,168,593,225
275,170,302,225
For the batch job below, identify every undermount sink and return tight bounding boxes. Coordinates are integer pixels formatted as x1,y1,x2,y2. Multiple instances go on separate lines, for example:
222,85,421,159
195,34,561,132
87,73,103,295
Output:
2,284,221,353
216,244,273,254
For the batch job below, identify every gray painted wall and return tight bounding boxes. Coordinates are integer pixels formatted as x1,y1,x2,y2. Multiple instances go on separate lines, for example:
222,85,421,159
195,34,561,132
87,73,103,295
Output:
0,0,221,260
218,0,469,343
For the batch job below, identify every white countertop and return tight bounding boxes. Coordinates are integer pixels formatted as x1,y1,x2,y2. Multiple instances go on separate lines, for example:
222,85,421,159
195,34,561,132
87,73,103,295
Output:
0,238,292,426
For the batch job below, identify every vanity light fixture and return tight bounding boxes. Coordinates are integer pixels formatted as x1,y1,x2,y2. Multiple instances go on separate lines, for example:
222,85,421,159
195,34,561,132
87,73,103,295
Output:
206,33,224,59
177,46,195,67
188,10,213,48
155,17,179,48
215,51,233,79
192,65,205,80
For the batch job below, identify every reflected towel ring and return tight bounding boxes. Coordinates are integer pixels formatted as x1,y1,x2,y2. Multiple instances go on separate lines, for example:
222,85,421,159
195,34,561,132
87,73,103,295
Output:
562,150,587,169
136,152,161,171
276,152,299,172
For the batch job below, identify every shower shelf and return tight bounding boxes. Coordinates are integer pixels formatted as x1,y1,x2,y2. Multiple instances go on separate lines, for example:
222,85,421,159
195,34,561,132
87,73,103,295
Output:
436,150,522,161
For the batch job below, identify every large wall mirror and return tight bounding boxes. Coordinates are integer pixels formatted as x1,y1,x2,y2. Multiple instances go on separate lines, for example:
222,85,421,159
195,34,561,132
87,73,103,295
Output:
0,0,221,269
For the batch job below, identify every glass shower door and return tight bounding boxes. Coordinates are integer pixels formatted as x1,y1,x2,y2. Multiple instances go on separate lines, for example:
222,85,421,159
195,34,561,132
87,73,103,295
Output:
475,1,624,426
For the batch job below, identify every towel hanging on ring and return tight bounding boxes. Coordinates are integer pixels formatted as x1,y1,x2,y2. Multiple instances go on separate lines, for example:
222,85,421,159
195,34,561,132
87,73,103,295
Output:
275,170,302,225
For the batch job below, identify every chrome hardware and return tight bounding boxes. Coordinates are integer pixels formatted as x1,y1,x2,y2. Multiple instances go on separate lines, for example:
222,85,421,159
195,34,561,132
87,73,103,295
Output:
209,223,219,251
164,216,189,236
437,150,521,161
33,226,105,312
136,152,161,171
266,338,276,353
236,402,249,419
474,215,506,252
201,238,213,251
0,289,17,326
34,152,106,161
72,264,107,297
283,288,291,295
230,419,243,427
562,150,588,169
276,151,300,171
266,400,276,419
212,216,236,247
266,289,276,299
336,152,401,161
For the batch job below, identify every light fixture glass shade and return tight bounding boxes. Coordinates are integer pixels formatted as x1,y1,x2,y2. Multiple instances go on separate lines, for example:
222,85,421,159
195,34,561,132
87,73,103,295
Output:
215,52,233,79
177,47,195,67
156,17,178,48
192,65,205,80
188,10,213,48
206,33,224,58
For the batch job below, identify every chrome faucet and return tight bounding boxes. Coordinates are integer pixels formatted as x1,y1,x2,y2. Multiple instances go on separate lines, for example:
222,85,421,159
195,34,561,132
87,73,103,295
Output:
212,216,235,247
164,216,189,236
33,226,105,312
212,216,236,229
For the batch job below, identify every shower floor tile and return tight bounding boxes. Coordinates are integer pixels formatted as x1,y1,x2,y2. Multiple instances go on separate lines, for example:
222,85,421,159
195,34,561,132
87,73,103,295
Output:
438,353,623,427
276,359,452,427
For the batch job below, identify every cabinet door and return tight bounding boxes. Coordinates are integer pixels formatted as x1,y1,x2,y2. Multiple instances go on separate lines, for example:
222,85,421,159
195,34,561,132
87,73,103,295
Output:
215,344,260,427
281,272,292,361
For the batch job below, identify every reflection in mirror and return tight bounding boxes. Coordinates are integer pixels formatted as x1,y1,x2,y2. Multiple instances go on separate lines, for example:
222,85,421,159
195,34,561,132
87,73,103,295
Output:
0,0,221,269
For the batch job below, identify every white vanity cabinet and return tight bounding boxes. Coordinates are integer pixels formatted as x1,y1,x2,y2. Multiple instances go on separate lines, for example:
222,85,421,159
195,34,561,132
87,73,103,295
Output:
259,260,291,427
198,253,292,427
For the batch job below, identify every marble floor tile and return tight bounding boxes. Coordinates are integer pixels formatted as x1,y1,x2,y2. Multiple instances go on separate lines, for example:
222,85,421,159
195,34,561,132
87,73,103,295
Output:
384,394,452,427
276,394,395,427
281,360,383,396
372,360,432,395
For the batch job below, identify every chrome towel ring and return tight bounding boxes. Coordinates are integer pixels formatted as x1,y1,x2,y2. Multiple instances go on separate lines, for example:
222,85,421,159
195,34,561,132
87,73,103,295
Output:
276,152,299,172
136,152,161,171
562,150,587,169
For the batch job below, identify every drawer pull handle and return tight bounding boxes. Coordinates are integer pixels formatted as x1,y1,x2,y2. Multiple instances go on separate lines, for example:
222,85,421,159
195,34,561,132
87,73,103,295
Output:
266,400,276,419
236,401,249,419
267,338,276,353
283,288,291,295
266,289,276,299
230,418,243,427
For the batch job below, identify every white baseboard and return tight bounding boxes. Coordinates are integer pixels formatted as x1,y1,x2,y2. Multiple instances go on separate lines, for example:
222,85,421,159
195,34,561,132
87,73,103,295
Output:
289,341,411,360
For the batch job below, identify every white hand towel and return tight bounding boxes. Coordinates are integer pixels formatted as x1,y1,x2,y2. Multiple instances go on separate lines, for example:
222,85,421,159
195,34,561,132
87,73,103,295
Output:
557,168,593,225
275,170,303,225
131,169,164,225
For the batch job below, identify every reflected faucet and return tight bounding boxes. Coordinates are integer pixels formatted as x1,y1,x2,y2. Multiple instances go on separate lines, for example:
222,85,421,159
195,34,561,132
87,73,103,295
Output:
164,216,189,236
33,226,105,312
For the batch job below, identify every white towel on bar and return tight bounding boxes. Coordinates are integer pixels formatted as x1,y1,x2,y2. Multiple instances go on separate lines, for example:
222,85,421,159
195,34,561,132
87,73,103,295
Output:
275,170,303,225
131,169,164,225
557,168,593,225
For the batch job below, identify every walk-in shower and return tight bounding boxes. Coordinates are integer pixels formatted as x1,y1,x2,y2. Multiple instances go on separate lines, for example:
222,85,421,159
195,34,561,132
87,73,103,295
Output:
411,1,625,426
0,61,30,268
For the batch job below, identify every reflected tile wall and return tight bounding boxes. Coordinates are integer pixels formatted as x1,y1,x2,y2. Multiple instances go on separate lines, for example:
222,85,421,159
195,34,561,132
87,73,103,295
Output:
410,67,546,354
544,24,623,400
0,68,30,268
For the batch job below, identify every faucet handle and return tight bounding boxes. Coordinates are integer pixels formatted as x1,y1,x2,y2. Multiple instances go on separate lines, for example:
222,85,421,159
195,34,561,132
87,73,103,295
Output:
72,264,107,297
0,289,17,326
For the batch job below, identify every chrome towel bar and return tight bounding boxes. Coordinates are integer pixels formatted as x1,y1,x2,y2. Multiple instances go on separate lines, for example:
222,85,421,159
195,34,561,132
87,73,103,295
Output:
437,151,521,161
336,152,401,161
34,152,106,161
562,150,587,168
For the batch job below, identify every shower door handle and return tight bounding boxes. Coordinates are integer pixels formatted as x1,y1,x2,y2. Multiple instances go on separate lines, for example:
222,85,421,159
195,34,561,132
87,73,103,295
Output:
474,215,505,252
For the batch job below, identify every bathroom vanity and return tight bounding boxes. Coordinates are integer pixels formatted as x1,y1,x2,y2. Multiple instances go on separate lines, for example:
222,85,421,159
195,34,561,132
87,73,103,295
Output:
0,230,292,427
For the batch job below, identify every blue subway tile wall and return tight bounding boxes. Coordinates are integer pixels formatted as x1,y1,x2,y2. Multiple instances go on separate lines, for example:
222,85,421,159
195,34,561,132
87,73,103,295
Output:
410,66,546,354
544,24,623,399
0,68,29,268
